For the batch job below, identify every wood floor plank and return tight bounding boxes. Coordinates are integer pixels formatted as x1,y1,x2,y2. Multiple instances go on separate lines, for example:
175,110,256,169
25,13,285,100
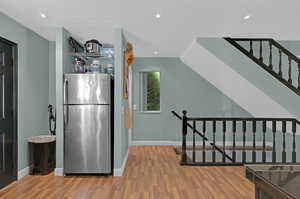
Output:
0,146,255,199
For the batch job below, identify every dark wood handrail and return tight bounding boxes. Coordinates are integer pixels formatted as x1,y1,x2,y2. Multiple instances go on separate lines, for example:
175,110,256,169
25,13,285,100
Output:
171,111,234,162
225,37,300,64
176,110,299,166
186,115,300,129
270,39,300,63
224,37,300,63
171,111,208,140
228,38,272,41
187,117,297,122
224,37,300,96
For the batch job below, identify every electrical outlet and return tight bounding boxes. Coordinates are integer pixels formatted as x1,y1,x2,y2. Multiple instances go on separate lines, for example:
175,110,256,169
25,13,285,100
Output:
133,104,137,110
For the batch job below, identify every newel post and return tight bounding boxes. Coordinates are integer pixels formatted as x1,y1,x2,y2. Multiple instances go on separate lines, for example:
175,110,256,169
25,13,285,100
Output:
181,110,188,164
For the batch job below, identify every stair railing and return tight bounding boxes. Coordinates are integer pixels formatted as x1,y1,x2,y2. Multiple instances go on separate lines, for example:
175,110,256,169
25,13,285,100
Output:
178,110,299,166
171,111,233,163
224,37,300,96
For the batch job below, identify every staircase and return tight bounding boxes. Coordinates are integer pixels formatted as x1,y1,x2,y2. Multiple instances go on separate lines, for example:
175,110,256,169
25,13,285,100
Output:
181,38,294,119
225,38,300,96
173,110,300,166
177,37,300,166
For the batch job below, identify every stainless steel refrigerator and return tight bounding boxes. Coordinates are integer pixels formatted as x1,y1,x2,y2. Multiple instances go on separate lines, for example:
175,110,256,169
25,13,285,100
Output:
63,73,111,174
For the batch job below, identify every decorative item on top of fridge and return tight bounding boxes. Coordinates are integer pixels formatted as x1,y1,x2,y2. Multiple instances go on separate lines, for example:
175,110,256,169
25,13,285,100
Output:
69,37,115,75
84,39,102,54
69,37,84,53
87,60,101,73
107,63,114,75
74,57,85,73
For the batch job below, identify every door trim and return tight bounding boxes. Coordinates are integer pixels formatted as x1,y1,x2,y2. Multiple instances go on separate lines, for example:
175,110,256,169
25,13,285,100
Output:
0,36,18,180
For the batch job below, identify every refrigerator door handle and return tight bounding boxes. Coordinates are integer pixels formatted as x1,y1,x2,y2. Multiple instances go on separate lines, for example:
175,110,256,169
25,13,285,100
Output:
64,78,69,105
64,78,69,126
64,106,69,126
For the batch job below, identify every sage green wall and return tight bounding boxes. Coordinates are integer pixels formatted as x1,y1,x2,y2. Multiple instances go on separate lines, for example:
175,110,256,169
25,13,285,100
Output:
49,41,56,105
198,38,300,119
132,57,297,161
132,57,252,141
0,11,50,170
55,28,73,169
114,28,129,169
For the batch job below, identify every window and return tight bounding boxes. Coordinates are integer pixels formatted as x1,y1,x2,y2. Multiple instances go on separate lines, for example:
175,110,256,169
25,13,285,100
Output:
141,71,160,112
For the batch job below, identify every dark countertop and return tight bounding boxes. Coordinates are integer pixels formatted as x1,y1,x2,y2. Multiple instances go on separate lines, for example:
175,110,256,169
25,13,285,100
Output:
246,165,300,199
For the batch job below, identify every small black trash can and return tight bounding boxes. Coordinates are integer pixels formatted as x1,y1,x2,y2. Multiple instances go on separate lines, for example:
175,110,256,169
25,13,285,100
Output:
28,135,56,175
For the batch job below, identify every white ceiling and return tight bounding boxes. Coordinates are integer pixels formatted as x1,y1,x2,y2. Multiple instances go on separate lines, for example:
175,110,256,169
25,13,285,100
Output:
1,0,300,57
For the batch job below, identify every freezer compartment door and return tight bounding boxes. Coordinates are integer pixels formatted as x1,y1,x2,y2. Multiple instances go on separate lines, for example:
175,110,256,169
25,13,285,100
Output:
64,73,110,105
64,105,111,174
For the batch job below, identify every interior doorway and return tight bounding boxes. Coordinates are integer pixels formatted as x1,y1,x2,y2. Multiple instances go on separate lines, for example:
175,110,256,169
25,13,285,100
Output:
0,37,17,189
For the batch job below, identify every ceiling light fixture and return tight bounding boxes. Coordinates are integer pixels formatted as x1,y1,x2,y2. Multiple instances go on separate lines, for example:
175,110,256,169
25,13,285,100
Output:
40,13,47,19
155,13,161,19
243,15,251,20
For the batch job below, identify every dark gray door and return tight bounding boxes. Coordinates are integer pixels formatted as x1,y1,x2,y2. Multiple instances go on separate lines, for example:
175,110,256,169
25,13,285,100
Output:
0,40,15,188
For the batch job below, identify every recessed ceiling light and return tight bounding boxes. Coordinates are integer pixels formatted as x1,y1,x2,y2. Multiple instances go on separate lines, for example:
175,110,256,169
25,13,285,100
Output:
40,13,47,19
155,13,161,19
153,51,159,55
243,15,251,20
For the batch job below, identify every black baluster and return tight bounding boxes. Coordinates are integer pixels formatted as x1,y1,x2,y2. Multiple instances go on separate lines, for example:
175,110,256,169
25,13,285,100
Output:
250,40,253,55
292,120,296,163
222,120,226,163
193,121,196,162
181,110,188,164
288,57,292,84
279,50,282,78
262,120,267,163
232,120,236,162
282,121,286,163
298,63,300,90
269,41,273,70
272,121,277,163
259,40,263,63
212,120,216,162
242,120,246,163
252,121,256,163
202,120,206,163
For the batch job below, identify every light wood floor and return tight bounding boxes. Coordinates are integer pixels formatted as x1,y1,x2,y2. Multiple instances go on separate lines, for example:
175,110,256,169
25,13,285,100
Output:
0,146,255,199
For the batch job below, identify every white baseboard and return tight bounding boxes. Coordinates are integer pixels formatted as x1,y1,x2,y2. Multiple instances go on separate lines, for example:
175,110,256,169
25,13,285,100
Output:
54,168,63,176
114,150,129,176
18,167,29,180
